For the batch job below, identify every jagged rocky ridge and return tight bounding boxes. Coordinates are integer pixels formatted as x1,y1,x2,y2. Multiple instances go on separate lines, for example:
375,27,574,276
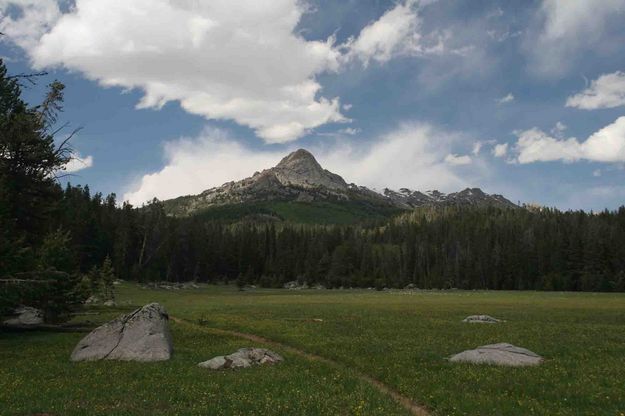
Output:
164,149,516,216
382,187,516,209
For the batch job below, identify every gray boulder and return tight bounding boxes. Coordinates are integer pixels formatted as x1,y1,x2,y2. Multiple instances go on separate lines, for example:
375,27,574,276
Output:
198,348,283,370
462,315,501,324
71,303,172,362
283,281,308,290
449,343,543,367
200,355,229,370
84,295,100,305
3,306,44,326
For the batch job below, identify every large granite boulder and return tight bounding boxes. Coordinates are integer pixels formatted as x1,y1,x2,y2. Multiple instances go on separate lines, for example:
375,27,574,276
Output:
3,306,44,326
198,348,283,370
71,303,172,362
449,343,543,367
462,315,501,324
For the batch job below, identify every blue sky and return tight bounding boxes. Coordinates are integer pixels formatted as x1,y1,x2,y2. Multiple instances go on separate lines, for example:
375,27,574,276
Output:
2,0,625,210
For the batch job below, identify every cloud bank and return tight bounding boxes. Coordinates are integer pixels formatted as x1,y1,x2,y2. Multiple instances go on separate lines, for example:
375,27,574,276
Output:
1,0,445,143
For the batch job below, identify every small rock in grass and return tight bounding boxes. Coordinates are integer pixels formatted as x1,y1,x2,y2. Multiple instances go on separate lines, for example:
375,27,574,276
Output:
462,315,501,324
198,348,283,370
449,343,543,367
283,281,308,290
84,296,100,305
3,306,44,326
200,356,228,370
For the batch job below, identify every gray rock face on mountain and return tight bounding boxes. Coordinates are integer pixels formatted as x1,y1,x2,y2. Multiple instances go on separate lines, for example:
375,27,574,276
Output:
449,343,543,367
70,303,172,362
462,315,501,324
273,149,348,192
3,306,44,326
165,149,356,215
198,348,284,370
384,187,517,209
162,149,517,216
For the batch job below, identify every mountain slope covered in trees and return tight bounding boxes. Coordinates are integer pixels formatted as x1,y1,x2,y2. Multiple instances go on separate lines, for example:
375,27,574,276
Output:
39,187,625,292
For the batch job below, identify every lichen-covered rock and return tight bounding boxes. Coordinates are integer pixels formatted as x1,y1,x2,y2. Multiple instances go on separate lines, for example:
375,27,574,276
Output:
3,306,43,326
70,303,172,362
449,343,543,367
198,348,283,370
462,315,501,324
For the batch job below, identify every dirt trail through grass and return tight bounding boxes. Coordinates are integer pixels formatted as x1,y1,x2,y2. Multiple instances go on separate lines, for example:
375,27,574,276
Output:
171,316,429,416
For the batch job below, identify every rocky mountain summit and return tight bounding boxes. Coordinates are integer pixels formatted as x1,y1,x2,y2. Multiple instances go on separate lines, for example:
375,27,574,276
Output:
273,149,349,192
164,149,516,216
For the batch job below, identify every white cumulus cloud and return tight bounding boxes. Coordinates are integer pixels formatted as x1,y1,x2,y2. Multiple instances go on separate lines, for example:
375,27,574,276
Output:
2,0,347,143
64,153,93,173
566,71,625,110
496,93,515,104
343,0,445,66
492,143,508,158
0,0,61,50
512,116,625,164
1,0,451,144
514,129,583,163
526,0,625,76
123,122,475,206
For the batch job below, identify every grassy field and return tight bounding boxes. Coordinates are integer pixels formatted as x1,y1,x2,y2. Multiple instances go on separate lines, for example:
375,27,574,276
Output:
2,285,625,415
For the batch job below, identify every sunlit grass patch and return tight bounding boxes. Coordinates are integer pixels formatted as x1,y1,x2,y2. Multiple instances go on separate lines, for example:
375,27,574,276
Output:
2,284,625,415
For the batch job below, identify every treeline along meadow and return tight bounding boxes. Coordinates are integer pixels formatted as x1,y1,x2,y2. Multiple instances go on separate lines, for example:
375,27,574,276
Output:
2,58,625,322
42,190,625,293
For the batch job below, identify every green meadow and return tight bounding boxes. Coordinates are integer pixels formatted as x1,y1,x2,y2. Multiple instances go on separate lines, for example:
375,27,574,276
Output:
2,284,625,415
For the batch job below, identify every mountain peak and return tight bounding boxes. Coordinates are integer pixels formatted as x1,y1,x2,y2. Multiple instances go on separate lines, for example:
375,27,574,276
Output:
274,149,347,191
163,149,517,216
276,149,320,170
